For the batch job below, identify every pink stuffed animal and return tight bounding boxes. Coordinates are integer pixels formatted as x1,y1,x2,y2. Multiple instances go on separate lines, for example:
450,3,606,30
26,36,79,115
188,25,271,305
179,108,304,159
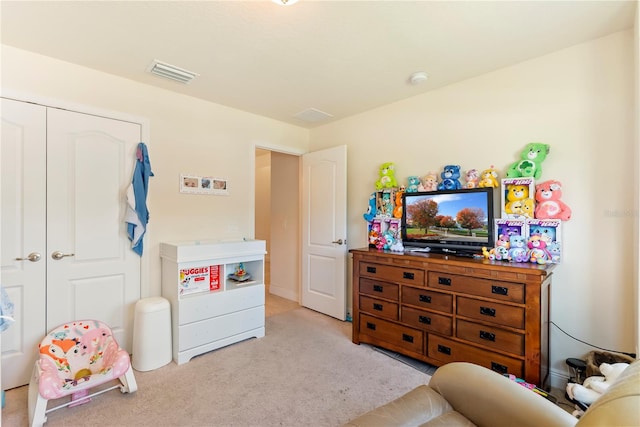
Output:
418,172,439,192
465,169,479,188
534,180,572,221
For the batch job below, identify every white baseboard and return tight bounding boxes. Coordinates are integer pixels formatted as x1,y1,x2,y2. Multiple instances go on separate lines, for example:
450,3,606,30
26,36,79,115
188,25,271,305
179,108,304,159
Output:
268,284,298,302
549,368,570,389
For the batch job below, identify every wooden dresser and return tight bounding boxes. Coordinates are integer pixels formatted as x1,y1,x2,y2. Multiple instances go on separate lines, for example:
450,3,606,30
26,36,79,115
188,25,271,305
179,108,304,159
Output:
350,247,555,388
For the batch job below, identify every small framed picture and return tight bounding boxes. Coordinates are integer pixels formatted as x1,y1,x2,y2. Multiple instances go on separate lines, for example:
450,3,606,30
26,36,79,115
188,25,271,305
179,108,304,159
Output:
180,174,229,195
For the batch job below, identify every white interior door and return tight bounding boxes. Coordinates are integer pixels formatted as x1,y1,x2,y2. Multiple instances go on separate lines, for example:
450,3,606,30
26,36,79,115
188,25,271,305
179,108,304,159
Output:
1,98,47,390
301,145,347,320
1,99,142,389
46,108,141,352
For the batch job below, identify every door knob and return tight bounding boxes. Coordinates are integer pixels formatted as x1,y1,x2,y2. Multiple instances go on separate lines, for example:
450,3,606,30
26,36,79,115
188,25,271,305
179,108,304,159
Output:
51,251,75,260
331,239,345,245
15,252,41,262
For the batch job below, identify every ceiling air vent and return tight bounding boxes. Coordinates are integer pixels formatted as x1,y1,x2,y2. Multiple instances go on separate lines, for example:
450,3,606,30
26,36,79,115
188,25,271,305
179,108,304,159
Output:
294,108,333,123
146,60,199,84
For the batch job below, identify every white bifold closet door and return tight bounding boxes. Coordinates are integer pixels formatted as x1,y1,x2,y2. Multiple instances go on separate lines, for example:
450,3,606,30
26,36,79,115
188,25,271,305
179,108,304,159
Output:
1,98,141,389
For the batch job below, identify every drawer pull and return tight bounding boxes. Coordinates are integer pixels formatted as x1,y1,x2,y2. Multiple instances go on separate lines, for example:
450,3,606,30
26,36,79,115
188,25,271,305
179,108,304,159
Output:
366,266,377,274
491,362,508,374
373,284,384,292
419,294,432,303
366,322,376,331
480,306,496,317
419,315,431,325
492,285,508,296
402,334,414,343
438,277,452,286
373,303,383,311
437,344,451,355
403,272,415,280
480,330,496,342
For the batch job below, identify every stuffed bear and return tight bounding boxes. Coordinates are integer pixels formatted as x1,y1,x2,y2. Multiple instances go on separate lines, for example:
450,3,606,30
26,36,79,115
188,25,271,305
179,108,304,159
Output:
535,180,572,221
521,198,535,219
504,184,531,218
527,235,551,264
477,166,500,188
508,234,528,262
406,176,420,193
393,191,403,219
363,192,377,222
506,143,550,179
465,169,479,188
418,172,438,192
437,165,462,190
566,362,629,406
375,162,398,190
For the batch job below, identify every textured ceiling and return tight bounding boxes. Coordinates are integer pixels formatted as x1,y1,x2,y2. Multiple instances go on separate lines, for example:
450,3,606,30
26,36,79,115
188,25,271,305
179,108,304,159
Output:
1,1,636,128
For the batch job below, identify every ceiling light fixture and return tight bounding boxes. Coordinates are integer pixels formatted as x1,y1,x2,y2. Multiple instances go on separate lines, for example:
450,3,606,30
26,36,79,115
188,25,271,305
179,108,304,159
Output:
409,71,429,85
146,60,199,84
272,0,299,5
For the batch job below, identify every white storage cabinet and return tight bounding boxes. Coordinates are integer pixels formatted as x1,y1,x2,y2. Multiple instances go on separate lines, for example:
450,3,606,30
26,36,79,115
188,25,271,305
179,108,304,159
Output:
160,239,266,364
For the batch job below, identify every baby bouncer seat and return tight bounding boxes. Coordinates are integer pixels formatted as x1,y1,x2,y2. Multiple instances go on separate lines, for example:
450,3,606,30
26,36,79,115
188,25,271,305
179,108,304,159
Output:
28,319,137,427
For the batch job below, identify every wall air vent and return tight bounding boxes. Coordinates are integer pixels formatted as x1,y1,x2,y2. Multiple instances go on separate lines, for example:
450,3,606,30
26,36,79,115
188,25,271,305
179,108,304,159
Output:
146,60,199,84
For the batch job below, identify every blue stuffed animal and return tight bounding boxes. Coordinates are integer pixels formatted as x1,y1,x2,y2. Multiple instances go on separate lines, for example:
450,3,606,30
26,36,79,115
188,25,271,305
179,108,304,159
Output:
406,176,420,193
437,165,462,190
363,192,377,222
508,234,528,262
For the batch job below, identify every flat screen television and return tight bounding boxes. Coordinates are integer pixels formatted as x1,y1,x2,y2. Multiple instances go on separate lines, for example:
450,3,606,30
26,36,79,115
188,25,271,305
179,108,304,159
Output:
401,187,496,256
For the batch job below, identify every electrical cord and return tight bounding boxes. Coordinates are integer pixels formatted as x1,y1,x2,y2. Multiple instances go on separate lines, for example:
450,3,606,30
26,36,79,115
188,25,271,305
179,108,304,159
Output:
550,321,637,359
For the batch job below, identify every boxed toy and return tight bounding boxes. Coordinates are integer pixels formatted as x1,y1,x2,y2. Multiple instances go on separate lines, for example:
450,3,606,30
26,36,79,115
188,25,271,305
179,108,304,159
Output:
501,178,535,219
494,218,526,241
526,218,562,263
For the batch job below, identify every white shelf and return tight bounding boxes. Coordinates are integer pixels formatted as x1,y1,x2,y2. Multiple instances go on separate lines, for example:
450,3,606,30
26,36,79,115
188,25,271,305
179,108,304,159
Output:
161,239,266,364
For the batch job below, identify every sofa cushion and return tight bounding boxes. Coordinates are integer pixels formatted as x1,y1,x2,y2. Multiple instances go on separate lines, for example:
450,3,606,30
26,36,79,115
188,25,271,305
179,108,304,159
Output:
421,410,476,426
344,384,462,427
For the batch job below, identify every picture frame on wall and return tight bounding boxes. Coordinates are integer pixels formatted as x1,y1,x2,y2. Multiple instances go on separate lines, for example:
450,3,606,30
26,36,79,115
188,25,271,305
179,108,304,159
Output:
180,174,229,195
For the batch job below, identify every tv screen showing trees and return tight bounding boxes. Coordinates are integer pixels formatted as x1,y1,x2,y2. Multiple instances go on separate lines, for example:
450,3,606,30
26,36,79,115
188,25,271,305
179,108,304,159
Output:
403,189,492,244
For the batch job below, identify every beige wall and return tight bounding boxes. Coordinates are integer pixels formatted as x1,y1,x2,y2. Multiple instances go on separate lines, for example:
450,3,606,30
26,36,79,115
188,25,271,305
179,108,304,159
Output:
269,151,300,301
635,2,640,359
255,149,272,258
310,30,636,384
1,45,309,298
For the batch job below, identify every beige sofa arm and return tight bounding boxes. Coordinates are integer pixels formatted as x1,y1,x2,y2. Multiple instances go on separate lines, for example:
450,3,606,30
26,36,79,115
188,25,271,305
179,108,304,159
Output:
428,362,577,427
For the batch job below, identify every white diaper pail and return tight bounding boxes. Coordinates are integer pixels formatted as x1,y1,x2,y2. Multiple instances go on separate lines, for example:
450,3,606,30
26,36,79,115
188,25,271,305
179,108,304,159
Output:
132,297,172,371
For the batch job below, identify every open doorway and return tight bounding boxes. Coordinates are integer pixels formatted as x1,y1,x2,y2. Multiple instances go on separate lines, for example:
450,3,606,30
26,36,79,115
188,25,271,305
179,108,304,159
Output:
255,148,301,316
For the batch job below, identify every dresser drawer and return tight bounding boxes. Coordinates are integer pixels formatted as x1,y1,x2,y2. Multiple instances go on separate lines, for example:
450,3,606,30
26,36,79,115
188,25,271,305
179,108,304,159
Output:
456,319,524,355
402,286,452,313
456,297,524,329
427,335,524,378
360,313,423,354
360,262,425,286
402,307,452,336
360,295,399,320
427,272,524,303
360,278,399,301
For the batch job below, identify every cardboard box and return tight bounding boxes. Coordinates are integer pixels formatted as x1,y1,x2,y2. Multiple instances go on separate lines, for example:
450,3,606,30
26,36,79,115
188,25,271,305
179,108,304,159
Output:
179,264,221,295
501,178,535,219
526,219,562,263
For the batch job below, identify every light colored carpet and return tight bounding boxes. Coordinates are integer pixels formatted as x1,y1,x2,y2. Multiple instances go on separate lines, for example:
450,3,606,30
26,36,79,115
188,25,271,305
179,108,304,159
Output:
2,308,430,427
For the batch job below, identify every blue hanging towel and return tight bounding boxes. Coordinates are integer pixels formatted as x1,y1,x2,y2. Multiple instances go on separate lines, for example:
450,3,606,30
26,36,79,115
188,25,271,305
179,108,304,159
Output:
125,142,154,256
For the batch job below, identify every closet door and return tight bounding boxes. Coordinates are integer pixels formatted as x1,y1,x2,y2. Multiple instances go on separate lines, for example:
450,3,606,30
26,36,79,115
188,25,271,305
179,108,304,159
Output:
1,98,47,390
1,100,142,389
46,108,141,353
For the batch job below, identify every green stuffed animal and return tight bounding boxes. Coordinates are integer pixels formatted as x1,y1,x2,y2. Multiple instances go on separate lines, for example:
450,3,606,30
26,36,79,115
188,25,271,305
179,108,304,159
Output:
506,143,550,180
375,162,398,190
